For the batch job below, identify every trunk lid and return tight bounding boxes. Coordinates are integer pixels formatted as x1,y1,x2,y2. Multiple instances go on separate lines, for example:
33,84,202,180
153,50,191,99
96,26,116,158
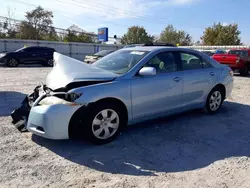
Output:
46,52,118,90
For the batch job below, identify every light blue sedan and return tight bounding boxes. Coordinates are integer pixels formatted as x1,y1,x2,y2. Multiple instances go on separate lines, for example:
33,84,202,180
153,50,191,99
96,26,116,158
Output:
11,45,234,144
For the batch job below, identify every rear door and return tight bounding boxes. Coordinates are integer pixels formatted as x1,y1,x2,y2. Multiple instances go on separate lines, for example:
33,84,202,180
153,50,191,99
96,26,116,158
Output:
42,48,55,60
178,51,218,108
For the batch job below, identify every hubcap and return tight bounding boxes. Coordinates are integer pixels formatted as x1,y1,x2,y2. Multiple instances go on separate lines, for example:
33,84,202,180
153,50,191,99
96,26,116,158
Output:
92,109,119,140
209,91,222,111
9,59,18,67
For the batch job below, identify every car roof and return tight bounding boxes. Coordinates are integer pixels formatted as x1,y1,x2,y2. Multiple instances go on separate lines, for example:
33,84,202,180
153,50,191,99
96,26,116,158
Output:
119,46,203,54
120,46,180,52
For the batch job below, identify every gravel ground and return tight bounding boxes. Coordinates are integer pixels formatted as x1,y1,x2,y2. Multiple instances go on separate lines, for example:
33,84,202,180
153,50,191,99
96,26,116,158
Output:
1,67,250,188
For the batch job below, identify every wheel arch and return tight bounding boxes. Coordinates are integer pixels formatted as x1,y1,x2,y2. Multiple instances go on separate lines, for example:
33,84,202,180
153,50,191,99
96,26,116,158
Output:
211,83,226,100
68,97,129,139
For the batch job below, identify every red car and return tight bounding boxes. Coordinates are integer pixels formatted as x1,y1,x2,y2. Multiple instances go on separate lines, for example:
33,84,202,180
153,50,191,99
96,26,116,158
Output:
212,48,250,76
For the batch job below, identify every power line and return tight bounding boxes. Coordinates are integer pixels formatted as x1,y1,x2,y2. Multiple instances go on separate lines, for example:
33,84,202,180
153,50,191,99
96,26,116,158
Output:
67,0,207,29
15,0,206,29
75,0,172,22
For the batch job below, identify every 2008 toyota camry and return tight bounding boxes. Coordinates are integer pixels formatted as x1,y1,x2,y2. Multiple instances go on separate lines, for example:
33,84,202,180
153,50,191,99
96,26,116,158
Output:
11,44,234,144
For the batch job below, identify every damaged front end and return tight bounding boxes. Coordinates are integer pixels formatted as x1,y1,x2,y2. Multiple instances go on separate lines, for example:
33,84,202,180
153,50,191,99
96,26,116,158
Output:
10,84,82,132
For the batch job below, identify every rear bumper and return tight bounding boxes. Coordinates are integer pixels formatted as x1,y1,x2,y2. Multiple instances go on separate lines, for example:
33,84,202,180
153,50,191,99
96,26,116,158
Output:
225,79,234,99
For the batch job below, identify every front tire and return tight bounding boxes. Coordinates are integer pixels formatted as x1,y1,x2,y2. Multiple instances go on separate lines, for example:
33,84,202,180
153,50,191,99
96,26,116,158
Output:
70,102,126,144
7,58,19,67
204,86,224,114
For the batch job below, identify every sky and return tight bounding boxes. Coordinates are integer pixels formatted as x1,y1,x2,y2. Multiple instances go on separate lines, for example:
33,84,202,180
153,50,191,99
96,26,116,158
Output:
1,0,250,44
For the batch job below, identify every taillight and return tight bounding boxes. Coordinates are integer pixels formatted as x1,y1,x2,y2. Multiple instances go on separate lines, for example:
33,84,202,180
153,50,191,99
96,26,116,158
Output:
236,57,240,63
229,69,234,76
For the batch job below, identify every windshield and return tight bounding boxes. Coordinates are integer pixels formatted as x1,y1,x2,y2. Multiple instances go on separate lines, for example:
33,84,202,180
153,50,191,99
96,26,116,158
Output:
94,50,114,56
123,44,143,48
228,50,248,57
15,47,26,52
92,50,149,74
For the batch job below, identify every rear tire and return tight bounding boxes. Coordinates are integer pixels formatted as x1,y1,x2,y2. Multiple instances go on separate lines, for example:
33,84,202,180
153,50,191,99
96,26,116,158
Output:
204,86,224,114
44,58,54,67
239,66,249,76
6,58,19,67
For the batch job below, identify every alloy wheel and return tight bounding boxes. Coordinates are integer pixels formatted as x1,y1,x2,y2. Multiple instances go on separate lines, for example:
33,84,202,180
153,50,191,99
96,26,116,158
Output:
9,59,18,67
92,109,119,140
209,91,222,111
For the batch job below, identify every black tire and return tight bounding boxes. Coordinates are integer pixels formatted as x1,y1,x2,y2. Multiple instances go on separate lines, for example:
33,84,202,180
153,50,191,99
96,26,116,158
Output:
70,101,126,144
204,86,224,114
6,58,19,67
239,66,249,77
44,58,54,67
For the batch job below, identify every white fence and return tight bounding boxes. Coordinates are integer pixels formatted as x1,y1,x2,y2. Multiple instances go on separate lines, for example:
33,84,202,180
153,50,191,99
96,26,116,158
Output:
179,45,250,49
1,39,248,61
0,39,123,61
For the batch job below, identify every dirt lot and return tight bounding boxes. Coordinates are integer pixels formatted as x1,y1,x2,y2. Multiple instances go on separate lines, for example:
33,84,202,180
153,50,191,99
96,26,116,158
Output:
1,67,250,188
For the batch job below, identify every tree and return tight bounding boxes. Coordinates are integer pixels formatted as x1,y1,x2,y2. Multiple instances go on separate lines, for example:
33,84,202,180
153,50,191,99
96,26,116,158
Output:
24,6,54,40
0,7,18,39
159,25,192,46
201,23,241,45
64,24,94,43
121,26,154,44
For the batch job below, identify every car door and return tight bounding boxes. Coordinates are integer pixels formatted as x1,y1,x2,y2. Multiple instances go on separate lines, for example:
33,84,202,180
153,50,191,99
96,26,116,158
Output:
178,51,218,107
19,47,39,63
131,51,183,119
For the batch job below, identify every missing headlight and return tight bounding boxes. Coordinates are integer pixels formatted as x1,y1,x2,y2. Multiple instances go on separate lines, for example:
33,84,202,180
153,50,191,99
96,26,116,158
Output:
53,92,82,102
65,93,82,102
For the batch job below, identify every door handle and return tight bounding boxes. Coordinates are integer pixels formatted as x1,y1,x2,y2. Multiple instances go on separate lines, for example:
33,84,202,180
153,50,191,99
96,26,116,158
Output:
209,72,215,76
173,77,182,82
32,54,36,56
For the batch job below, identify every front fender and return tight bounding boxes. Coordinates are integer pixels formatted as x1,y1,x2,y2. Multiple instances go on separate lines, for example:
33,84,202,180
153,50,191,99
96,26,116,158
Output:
68,80,132,120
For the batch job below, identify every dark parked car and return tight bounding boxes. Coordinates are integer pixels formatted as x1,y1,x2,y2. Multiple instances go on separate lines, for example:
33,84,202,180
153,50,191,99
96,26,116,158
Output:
0,46,56,67
84,50,115,64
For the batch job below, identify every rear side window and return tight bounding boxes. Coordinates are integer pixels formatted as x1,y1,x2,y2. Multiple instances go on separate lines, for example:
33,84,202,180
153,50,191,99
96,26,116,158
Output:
228,50,248,57
180,52,212,70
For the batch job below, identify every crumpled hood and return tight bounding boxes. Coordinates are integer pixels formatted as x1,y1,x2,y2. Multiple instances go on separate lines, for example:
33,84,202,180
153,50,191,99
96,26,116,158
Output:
46,52,118,90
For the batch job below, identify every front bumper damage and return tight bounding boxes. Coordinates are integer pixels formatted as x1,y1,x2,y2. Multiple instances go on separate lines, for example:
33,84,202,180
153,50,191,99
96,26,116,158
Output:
10,85,52,132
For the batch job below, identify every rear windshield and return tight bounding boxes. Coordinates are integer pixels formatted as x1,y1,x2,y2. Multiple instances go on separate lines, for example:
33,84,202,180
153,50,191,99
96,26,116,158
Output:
215,50,226,54
92,50,149,74
228,50,248,57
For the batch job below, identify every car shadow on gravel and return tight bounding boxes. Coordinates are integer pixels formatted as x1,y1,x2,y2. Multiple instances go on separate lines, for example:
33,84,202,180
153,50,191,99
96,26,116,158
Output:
32,101,250,176
0,91,26,117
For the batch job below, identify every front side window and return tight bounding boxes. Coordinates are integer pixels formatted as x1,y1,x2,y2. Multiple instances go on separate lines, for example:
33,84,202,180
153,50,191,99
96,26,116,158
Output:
144,52,178,73
180,52,212,70
92,50,149,74
22,47,37,52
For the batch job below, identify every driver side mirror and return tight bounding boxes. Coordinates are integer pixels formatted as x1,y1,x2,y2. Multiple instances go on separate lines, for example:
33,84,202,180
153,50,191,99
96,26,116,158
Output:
138,67,156,76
